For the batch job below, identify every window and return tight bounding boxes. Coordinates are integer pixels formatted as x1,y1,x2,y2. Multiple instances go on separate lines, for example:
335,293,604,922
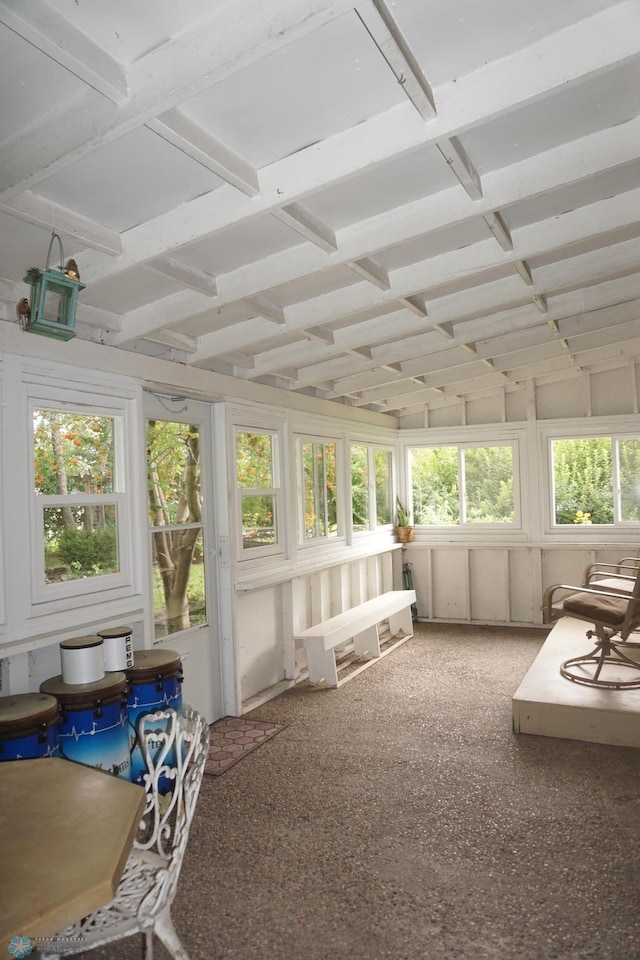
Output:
298,438,339,542
551,435,640,525
147,419,206,637
410,443,516,526
351,444,392,532
33,408,125,588
236,429,281,555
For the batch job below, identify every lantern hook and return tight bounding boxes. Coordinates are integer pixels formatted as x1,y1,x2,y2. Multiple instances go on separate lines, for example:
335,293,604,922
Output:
45,230,64,272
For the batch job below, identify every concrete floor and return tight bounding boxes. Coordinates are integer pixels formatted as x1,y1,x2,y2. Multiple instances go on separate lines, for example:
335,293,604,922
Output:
65,623,640,960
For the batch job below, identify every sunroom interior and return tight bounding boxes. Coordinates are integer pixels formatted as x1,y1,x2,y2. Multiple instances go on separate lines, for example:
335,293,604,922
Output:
1,0,640,742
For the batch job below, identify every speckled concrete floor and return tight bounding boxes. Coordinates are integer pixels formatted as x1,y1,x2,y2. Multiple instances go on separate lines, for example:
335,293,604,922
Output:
65,623,640,960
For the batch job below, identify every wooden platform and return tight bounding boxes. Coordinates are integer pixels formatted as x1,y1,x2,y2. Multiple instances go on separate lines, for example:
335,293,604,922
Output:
512,616,640,747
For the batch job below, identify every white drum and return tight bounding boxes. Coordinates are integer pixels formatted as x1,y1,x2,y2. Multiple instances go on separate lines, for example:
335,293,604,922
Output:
98,625,134,672
60,635,105,685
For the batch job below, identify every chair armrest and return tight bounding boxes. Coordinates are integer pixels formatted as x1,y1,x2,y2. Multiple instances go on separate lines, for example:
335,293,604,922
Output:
542,582,635,623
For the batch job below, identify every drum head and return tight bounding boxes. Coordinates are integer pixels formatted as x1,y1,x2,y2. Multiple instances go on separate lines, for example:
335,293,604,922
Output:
40,672,127,708
126,648,182,681
98,626,133,639
0,693,59,736
60,635,104,650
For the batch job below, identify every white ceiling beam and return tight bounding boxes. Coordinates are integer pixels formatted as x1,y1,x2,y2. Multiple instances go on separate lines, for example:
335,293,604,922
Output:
305,327,335,345
532,294,548,314
240,308,419,378
146,112,260,197
341,292,640,402
483,211,513,251
222,352,257,369
514,260,533,286
244,297,286,325
329,347,463,396
348,257,390,290
73,6,640,288
433,323,455,340
0,191,123,256
272,203,337,252
189,318,285,365
142,330,198,355
180,192,640,358
280,190,640,336
75,303,123,333
297,269,640,396
111,114,640,347
397,295,428,318
0,0,356,202
355,0,436,120
145,258,218,297
436,137,483,200
0,0,129,104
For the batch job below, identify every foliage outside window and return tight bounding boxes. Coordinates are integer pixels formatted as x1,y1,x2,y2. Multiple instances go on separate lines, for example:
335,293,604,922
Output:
147,419,206,638
236,430,279,551
351,444,392,532
300,439,338,541
33,410,120,583
551,436,640,525
410,444,515,525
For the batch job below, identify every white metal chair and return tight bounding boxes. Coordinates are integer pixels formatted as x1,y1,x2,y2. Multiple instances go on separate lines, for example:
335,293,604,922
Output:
543,564,640,689
581,555,640,594
40,706,210,960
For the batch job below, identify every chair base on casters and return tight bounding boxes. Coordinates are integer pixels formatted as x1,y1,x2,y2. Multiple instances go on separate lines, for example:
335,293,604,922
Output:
560,627,640,689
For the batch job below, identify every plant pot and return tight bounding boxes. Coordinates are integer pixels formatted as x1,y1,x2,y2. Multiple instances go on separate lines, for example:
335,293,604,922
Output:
395,525,414,543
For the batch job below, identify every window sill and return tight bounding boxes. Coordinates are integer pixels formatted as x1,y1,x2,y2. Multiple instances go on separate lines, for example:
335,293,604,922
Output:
235,539,402,591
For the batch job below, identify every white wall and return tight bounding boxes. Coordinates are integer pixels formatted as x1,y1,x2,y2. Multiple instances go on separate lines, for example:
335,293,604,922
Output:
398,363,640,629
3,327,640,719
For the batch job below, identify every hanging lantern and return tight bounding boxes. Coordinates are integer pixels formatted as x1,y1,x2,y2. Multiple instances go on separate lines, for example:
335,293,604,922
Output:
22,231,85,341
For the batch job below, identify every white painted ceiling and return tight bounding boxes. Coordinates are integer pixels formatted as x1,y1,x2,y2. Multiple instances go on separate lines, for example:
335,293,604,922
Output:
1,0,639,419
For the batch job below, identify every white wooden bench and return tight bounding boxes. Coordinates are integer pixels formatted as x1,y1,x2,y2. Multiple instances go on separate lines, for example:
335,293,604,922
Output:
294,589,416,687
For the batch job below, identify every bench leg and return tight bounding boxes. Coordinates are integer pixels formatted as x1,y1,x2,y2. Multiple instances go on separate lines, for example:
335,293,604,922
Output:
388,604,413,637
304,640,338,687
352,624,381,659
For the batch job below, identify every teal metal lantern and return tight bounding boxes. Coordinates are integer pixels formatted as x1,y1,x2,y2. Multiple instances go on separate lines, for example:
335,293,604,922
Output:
23,232,85,341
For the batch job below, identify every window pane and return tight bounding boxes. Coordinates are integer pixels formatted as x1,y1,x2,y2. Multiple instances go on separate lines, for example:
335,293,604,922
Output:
374,449,392,525
34,410,115,494
351,445,369,532
618,439,640,521
147,419,206,638
43,504,118,582
303,442,324,539
411,447,459,524
241,494,277,547
325,442,337,537
237,432,274,488
147,420,201,525
302,441,338,540
151,527,206,637
552,438,613,524
463,446,514,523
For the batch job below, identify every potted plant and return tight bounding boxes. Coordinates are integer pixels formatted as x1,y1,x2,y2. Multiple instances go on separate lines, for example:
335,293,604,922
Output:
395,497,414,543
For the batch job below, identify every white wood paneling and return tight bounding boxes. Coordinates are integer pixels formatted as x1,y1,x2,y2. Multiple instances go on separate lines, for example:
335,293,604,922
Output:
431,550,469,621
469,549,509,622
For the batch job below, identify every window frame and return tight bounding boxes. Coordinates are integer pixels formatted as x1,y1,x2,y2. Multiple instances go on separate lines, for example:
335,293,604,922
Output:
295,433,343,548
544,424,640,536
350,441,394,535
234,425,284,561
29,390,133,608
404,433,524,538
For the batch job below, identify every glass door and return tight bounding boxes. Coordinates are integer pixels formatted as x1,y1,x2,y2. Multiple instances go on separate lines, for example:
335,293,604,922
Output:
144,394,221,721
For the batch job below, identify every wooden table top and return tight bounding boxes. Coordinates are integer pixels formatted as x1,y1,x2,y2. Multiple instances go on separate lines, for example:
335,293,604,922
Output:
0,757,146,944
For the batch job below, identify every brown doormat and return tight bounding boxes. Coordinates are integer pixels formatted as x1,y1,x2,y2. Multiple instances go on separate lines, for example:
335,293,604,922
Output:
204,716,286,776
